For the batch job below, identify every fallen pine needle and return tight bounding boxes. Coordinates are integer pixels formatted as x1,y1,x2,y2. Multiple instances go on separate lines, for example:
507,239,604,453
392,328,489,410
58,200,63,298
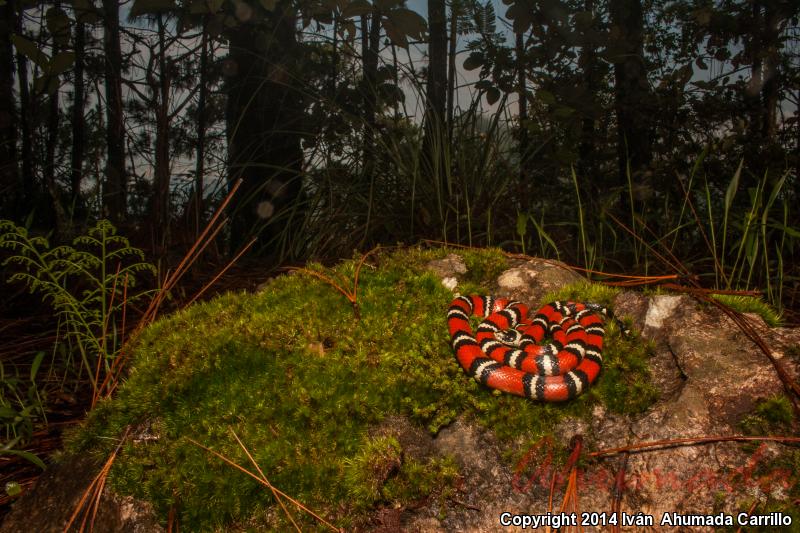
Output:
229,428,301,533
186,437,341,532
589,435,800,458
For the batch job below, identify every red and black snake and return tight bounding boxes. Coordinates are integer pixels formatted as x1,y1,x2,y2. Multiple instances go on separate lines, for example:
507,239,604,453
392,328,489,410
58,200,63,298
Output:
447,296,610,402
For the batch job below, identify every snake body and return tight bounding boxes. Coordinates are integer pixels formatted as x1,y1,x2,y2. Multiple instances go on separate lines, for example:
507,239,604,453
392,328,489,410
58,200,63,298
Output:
447,296,608,402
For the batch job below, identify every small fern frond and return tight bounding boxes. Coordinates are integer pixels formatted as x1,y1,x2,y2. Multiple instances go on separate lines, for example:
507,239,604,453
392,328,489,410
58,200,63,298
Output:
1,219,156,389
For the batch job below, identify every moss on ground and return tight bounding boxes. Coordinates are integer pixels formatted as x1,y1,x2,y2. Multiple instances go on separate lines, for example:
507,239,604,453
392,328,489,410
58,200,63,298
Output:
738,395,794,436
710,294,782,327
67,247,656,531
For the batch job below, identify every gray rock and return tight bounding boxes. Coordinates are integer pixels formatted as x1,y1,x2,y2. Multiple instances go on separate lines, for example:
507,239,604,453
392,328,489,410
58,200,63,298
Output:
1,454,163,533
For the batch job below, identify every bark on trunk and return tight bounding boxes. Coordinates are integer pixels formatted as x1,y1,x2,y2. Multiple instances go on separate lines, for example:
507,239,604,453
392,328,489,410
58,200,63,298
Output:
70,19,86,214
225,3,304,256
0,0,19,218
609,0,651,192
422,0,448,226
192,16,209,237
578,0,601,193
15,5,34,209
151,14,171,246
102,0,126,222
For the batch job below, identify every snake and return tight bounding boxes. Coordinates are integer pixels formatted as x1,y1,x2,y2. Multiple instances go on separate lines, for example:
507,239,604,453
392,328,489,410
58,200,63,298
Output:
447,295,610,402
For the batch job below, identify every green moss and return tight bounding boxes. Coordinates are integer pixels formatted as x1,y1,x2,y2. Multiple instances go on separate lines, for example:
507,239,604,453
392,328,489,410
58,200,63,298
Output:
66,248,656,531
343,435,403,508
739,395,794,435
710,294,782,327
542,281,659,414
343,434,458,512
542,280,621,307
459,247,507,286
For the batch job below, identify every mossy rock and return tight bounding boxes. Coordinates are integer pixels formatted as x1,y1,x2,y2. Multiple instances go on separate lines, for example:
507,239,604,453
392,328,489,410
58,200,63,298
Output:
66,247,655,531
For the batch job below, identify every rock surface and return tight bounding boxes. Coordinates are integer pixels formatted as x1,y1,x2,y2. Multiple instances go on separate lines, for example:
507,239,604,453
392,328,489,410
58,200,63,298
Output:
4,253,799,532
400,257,800,532
0,455,163,533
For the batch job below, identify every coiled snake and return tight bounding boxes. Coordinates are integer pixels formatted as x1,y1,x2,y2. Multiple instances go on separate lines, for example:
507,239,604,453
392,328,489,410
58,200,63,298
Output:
447,296,610,402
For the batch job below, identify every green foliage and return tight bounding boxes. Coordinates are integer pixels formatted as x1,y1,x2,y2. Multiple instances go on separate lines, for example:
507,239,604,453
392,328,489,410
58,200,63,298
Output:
10,32,75,95
0,220,156,388
738,396,793,436
0,352,47,470
459,247,507,288
344,435,403,508
342,433,455,511
542,281,658,414
0,352,47,444
67,247,657,530
543,281,620,308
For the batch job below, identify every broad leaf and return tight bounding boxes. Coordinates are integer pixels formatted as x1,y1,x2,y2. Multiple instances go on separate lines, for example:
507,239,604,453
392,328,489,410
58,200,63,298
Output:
536,89,555,105
0,449,46,470
130,0,177,17
486,86,500,105
46,6,71,47
49,52,76,75
30,351,45,382
260,0,277,11
11,34,49,68
463,52,483,71
72,0,100,23
382,20,408,48
386,8,425,39
341,0,373,19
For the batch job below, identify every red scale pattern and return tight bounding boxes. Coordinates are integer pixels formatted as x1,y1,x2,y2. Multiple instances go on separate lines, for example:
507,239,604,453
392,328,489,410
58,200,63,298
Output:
447,295,606,402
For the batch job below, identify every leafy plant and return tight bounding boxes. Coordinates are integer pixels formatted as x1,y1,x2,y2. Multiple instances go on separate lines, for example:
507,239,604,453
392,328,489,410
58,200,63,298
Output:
0,352,46,443
0,352,47,470
0,220,156,391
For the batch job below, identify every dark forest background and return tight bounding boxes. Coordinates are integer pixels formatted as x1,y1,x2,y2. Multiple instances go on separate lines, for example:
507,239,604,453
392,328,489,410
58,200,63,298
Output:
0,0,798,293
0,0,798,513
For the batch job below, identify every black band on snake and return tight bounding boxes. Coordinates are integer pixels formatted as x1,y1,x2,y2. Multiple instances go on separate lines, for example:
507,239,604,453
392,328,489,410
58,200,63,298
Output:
447,296,611,402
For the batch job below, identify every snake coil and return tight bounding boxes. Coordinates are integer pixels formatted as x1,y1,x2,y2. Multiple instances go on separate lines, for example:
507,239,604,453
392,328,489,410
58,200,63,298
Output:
447,296,609,402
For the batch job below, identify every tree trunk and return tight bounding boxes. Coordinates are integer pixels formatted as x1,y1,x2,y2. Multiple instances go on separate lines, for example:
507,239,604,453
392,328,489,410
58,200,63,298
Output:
70,17,86,216
760,3,780,143
15,6,34,210
151,13,171,247
192,16,209,237
44,2,63,233
446,0,459,136
225,2,304,257
361,10,380,179
609,0,651,193
0,0,19,219
102,0,126,222
423,0,448,229
578,0,601,194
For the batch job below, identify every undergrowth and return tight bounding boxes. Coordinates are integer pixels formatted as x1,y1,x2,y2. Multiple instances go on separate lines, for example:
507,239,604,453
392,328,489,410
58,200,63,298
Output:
67,247,656,531
0,220,156,388
0,219,155,473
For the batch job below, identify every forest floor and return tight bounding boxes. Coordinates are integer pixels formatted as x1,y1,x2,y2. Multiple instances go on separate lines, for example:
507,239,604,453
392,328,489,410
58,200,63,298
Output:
0,256,275,521
1,248,798,526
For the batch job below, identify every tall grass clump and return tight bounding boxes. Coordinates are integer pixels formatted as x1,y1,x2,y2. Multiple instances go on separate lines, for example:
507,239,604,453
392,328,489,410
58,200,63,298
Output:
279,74,528,261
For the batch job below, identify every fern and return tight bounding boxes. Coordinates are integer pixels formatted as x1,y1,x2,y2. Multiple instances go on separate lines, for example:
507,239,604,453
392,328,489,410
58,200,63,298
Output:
456,0,497,36
473,0,496,35
0,220,156,388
